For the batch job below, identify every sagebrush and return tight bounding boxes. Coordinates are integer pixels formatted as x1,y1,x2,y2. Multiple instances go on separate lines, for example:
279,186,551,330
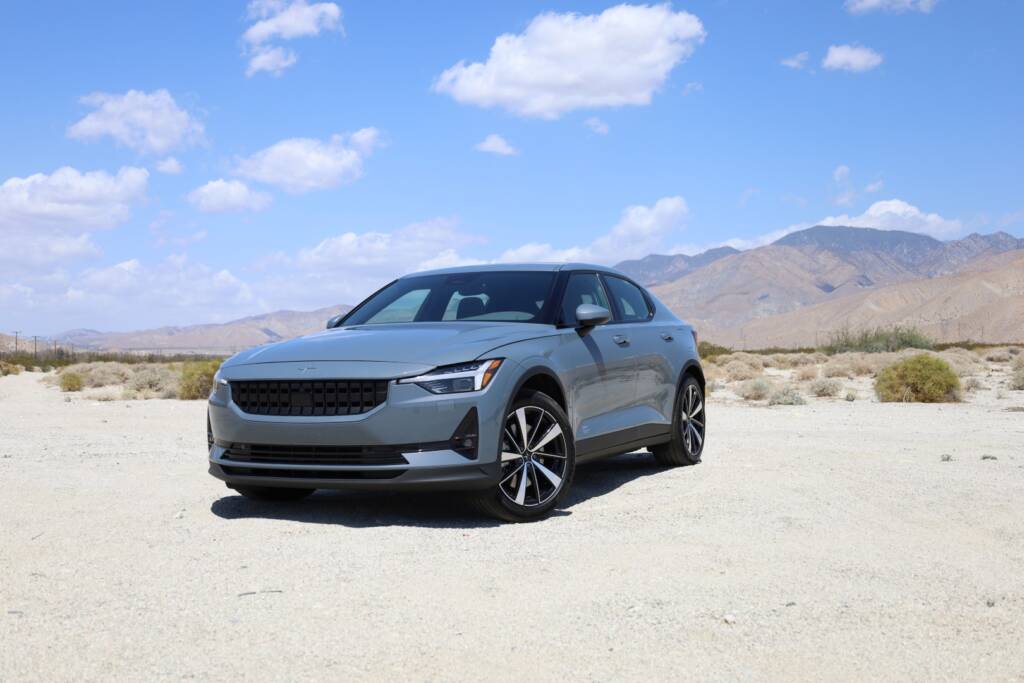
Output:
874,354,960,403
179,360,221,400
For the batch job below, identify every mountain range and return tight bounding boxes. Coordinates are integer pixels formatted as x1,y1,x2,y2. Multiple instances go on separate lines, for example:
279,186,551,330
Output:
12,225,1021,355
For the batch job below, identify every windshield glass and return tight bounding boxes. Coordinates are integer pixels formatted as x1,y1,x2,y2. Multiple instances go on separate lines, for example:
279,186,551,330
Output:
343,271,558,325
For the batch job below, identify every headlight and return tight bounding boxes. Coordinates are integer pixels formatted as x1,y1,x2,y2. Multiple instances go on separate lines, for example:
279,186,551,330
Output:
398,359,503,394
211,368,228,399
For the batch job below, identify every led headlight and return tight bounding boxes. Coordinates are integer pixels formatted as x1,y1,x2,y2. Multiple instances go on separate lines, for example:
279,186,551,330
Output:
211,368,229,400
398,359,503,395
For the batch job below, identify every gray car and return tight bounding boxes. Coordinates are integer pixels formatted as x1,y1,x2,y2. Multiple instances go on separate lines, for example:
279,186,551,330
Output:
207,264,706,521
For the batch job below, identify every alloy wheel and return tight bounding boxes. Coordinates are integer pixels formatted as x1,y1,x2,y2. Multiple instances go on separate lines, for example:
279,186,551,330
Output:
680,384,705,456
499,406,568,507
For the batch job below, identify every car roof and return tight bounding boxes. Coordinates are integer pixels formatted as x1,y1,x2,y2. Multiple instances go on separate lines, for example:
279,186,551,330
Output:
403,262,629,278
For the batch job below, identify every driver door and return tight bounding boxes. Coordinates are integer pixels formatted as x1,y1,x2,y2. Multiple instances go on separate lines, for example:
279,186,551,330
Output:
555,272,638,452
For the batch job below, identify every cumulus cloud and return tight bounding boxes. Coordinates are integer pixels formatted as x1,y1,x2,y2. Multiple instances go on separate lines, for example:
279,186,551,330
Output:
475,134,518,156
67,90,204,154
845,0,937,14
433,4,705,118
820,199,961,238
235,128,380,193
243,0,342,76
682,81,704,95
187,179,271,212
584,117,610,134
833,164,851,183
781,51,809,69
498,196,689,264
155,157,183,174
823,44,883,72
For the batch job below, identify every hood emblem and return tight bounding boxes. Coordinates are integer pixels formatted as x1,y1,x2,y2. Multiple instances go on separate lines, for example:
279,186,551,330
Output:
296,366,317,373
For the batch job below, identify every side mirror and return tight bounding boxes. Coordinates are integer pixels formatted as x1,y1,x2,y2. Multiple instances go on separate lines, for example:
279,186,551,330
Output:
326,314,345,329
575,304,611,328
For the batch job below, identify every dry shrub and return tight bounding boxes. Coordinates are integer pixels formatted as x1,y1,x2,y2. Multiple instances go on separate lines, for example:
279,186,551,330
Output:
935,349,984,377
875,354,960,403
768,384,806,406
809,378,842,397
844,389,857,402
1013,355,1024,372
129,365,180,399
179,360,221,400
719,352,765,371
60,372,84,392
56,362,132,388
1011,367,1024,391
706,379,723,393
724,360,761,382
737,379,771,401
794,365,818,382
86,387,122,402
962,377,985,392
985,348,1012,363
822,361,853,378
0,361,23,376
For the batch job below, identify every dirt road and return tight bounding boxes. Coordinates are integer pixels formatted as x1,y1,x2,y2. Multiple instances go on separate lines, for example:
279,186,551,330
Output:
2,371,1023,680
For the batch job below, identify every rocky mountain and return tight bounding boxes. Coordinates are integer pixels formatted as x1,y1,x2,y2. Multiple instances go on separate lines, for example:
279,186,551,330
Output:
614,246,739,285
58,304,351,355
703,251,1024,347
651,226,1024,338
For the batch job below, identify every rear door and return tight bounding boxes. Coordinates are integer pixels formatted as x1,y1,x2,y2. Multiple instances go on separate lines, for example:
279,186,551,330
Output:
553,272,639,447
602,274,677,428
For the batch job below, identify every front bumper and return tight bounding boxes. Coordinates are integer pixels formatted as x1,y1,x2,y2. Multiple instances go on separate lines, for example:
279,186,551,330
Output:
207,360,515,491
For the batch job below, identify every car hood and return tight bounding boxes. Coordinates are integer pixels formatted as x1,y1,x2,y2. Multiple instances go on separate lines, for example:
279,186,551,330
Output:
222,322,555,370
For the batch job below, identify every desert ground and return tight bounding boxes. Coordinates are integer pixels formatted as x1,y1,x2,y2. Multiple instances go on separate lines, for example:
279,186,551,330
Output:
2,361,1023,681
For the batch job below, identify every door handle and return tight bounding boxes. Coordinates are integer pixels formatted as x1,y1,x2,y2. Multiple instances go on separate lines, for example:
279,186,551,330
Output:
660,332,674,341
612,334,630,346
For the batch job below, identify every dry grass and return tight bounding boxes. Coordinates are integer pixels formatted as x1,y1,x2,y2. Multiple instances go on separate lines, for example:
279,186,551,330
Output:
0,361,24,376
737,379,772,401
962,377,985,392
1011,367,1024,391
794,365,818,382
44,362,181,399
719,352,765,371
768,384,806,406
723,360,762,382
59,372,83,392
809,378,842,397
984,348,1013,363
822,361,853,379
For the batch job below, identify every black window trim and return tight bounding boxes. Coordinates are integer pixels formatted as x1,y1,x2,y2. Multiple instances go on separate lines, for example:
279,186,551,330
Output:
554,269,656,328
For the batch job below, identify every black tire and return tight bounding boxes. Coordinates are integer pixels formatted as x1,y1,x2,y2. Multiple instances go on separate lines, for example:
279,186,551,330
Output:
472,391,575,522
651,375,705,467
234,486,315,502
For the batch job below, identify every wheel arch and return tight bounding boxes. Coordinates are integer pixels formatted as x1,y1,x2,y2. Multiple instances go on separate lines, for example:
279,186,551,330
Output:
680,360,705,394
510,365,568,413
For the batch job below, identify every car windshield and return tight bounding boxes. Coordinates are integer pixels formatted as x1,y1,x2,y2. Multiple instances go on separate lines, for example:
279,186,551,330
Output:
343,271,558,325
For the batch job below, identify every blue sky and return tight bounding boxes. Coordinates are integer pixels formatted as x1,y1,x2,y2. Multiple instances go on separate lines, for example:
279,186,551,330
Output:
1,0,1022,334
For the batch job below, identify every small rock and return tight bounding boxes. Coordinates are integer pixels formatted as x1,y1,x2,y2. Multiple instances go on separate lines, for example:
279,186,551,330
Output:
785,602,796,607
174,509,185,519
986,598,996,607
940,454,953,462
723,614,736,625
981,455,997,461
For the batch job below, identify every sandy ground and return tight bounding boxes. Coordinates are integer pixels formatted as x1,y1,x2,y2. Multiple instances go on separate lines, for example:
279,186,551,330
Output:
2,370,1023,681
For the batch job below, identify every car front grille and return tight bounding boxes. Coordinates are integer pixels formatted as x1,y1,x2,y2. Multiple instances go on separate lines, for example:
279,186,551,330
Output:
223,443,410,466
230,380,388,416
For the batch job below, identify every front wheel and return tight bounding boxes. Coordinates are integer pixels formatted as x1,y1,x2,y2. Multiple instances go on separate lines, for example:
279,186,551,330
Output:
472,391,575,522
233,486,315,502
651,376,705,466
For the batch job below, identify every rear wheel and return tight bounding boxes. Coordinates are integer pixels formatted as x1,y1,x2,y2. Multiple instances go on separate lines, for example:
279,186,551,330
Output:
472,391,575,522
651,376,705,466
234,486,315,502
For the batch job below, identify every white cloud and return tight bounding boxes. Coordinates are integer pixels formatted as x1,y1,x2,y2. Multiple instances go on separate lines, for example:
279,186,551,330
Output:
781,51,809,69
187,179,271,213
243,1,342,76
155,157,183,174
820,199,961,238
434,4,705,118
475,134,518,156
682,81,704,96
584,117,610,135
823,45,883,72
498,196,689,264
0,165,149,272
845,0,937,14
865,179,884,193
833,164,851,183
235,128,380,193
67,90,204,154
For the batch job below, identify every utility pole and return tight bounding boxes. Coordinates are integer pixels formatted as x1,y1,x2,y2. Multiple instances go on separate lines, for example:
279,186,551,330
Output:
32,335,38,358
12,331,20,354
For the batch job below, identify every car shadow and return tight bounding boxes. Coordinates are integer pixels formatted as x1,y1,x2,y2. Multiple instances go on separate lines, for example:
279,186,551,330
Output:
209,451,673,529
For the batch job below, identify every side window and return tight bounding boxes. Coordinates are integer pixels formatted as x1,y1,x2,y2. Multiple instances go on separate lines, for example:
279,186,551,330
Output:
605,276,652,322
364,289,429,323
560,273,610,325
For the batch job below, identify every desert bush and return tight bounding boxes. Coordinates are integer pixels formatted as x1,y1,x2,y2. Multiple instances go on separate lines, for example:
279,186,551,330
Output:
723,360,761,382
768,385,806,406
720,352,765,371
55,362,133,388
822,360,853,378
985,348,1012,363
822,326,935,355
1010,367,1024,391
179,360,221,400
698,340,732,360
794,365,818,382
936,348,984,377
809,378,842,397
0,361,23,376
737,379,771,401
129,365,180,398
844,390,857,402
1012,355,1024,372
60,372,84,392
962,377,985,392
874,354,960,403
706,379,723,393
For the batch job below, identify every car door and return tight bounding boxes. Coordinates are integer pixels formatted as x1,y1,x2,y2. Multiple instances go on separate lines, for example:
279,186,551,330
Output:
602,274,677,427
552,272,638,451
